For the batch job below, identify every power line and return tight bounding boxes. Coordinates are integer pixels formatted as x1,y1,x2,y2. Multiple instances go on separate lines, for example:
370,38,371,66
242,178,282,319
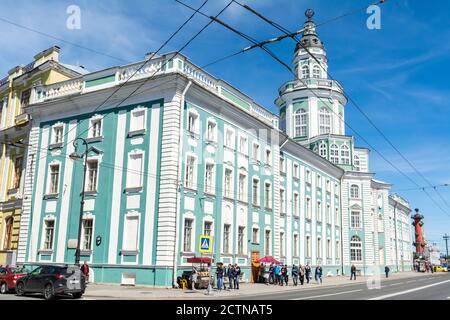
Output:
230,0,450,218
392,184,450,192
177,0,450,219
0,16,129,63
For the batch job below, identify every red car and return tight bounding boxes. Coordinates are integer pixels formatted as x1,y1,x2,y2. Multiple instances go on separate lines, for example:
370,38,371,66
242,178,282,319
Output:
0,266,28,294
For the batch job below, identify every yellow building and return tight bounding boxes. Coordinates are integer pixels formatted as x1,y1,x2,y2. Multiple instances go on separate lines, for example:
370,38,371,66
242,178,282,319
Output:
0,46,86,265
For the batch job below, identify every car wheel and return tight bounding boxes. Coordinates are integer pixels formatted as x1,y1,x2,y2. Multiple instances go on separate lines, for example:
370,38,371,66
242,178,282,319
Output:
43,284,55,300
72,292,83,299
0,283,8,294
15,282,25,296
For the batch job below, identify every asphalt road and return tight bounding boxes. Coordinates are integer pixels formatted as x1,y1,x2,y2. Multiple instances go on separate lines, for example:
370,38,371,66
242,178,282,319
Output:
228,272,450,300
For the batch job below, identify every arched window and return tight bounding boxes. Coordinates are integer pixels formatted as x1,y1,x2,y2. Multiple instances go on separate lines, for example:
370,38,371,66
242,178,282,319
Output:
294,109,308,137
301,65,309,79
319,108,331,135
330,144,339,164
354,155,360,171
340,145,350,164
350,236,362,261
319,143,327,158
2,216,13,250
350,184,360,199
312,65,321,78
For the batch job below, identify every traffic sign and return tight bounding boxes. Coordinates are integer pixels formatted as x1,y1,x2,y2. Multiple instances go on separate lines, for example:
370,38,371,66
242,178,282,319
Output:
199,235,212,253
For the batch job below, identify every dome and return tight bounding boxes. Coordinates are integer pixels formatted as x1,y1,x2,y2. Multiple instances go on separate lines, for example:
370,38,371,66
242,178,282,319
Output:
295,9,324,51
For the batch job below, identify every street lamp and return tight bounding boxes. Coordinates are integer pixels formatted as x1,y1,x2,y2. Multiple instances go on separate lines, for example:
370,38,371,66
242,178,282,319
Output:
444,234,449,261
69,137,89,266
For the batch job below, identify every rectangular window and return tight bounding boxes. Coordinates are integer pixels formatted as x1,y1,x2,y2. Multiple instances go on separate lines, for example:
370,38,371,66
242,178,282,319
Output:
53,126,63,144
265,230,271,256
185,155,196,189
225,129,234,148
293,192,299,216
204,221,212,236
239,136,247,155
131,109,146,132
317,175,321,188
20,88,31,110
326,204,331,224
43,220,55,250
265,149,271,165
306,236,311,258
187,111,198,134
224,168,233,198
294,234,298,257
293,163,299,179
238,173,246,202
238,226,245,255
126,153,143,189
279,157,285,173
223,224,231,253
317,201,322,222
280,232,284,256
123,215,139,251
81,219,93,251
336,241,340,259
264,182,271,209
0,99,4,127
86,160,98,192
13,156,23,189
183,219,193,252
205,163,214,194
252,143,259,161
317,238,322,258
335,207,340,225
306,170,311,183
327,239,331,258
49,164,60,194
252,178,259,206
351,211,361,229
206,121,216,141
306,198,311,219
326,180,331,192
252,228,259,244
280,189,285,214
91,119,102,138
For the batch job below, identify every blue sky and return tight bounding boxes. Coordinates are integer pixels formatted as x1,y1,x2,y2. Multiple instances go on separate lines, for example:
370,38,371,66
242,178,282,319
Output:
1,0,449,251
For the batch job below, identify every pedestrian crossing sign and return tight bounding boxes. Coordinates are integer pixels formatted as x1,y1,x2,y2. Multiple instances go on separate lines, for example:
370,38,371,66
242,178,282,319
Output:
199,235,212,253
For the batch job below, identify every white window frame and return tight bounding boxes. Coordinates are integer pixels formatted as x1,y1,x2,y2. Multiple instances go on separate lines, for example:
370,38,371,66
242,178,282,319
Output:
293,163,299,179
330,144,339,164
41,216,56,251
223,166,234,199
350,236,362,262
294,108,308,137
265,148,272,166
351,210,362,229
204,160,215,195
46,161,61,195
224,126,235,149
293,192,299,217
80,213,95,252
129,106,147,135
350,184,360,199
122,211,140,252
340,145,350,165
85,157,100,192
319,143,327,158
126,150,145,191
252,142,260,162
88,115,103,140
238,171,247,202
319,107,331,135
252,177,260,206
206,118,217,142
238,134,248,155
184,153,198,190
264,181,272,209
51,123,64,145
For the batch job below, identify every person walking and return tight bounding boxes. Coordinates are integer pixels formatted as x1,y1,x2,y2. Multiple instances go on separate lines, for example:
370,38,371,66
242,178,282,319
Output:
315,264,323,284
216,264,224,291
350,264,357,280
81,261,90,283
305,263,311,284
384,265,390,278
227,264,234,290
269,264,274,285
292,264,299,286
299,264,305,285
190,267,198,290
275,264,282,285
280,265,287,286
234,264,241,290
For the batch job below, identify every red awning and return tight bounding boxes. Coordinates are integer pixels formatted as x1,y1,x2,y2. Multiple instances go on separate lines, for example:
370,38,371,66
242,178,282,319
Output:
258,256,281,264
186,256,214,264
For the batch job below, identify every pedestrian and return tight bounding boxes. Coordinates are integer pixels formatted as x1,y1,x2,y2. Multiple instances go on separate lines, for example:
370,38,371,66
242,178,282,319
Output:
234,264,241,290
292,264,299,286
431,264,434,274
190,267,198,290
80,261,90,283
275,264,281,285
384,265,390,278
350,264,357,280
299,264,305,285
226,264,234,290
305,263,311,284
269,264,274,284
284,264,289,286
315,264,323,284
216,263,224,291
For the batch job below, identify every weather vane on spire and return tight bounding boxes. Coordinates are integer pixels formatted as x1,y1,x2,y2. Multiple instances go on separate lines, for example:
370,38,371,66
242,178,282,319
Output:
305,8,314,20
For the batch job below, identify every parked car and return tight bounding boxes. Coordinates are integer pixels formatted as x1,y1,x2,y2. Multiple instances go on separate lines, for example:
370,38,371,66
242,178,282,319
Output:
15,264,86,300
434,265,448,272
0,266,29,294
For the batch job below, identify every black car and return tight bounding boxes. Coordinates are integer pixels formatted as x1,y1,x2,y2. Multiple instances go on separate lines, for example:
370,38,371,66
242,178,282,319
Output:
15,264,86,300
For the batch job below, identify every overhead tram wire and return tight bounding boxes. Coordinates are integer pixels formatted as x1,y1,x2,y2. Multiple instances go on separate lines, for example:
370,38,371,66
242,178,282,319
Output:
233,0,450,211
176,0,450,219
392,183,450,192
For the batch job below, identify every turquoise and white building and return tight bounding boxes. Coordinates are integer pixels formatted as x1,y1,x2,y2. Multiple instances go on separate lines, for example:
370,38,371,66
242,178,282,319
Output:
16,11,413,286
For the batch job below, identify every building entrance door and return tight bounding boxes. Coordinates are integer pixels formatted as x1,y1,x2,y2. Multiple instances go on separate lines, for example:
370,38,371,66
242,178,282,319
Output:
251,251,260,283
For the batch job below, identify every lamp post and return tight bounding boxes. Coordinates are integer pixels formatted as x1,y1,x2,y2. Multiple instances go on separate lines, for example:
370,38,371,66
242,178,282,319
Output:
69,137,89,266
444,234,449,260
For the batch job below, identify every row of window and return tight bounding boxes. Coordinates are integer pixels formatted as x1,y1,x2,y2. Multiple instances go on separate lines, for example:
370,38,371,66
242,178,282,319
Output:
183,218,342,259
294,107,337,137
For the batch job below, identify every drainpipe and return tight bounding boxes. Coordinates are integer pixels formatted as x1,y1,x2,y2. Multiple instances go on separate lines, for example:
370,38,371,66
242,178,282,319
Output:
339,176,344,276
394,203,399,272
172,79,192,288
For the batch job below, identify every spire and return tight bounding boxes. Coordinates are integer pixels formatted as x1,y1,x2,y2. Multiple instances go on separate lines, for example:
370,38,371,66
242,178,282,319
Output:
296,9,324,51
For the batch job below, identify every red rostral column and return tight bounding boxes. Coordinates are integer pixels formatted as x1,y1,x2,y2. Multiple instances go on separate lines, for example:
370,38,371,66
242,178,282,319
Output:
412,208,425,253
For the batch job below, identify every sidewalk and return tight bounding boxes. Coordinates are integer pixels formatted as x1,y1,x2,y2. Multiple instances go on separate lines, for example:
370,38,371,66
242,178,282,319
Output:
83,271,434,300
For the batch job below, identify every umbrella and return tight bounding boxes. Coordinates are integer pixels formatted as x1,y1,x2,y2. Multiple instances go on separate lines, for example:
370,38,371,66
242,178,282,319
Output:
258,256,281,264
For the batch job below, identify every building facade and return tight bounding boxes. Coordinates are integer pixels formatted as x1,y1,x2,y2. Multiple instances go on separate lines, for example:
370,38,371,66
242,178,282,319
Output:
15,11,413,286
0,46,85,265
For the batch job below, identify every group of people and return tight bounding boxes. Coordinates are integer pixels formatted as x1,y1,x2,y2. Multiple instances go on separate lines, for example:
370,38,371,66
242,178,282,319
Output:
215,263,241,290
260,263,323,286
